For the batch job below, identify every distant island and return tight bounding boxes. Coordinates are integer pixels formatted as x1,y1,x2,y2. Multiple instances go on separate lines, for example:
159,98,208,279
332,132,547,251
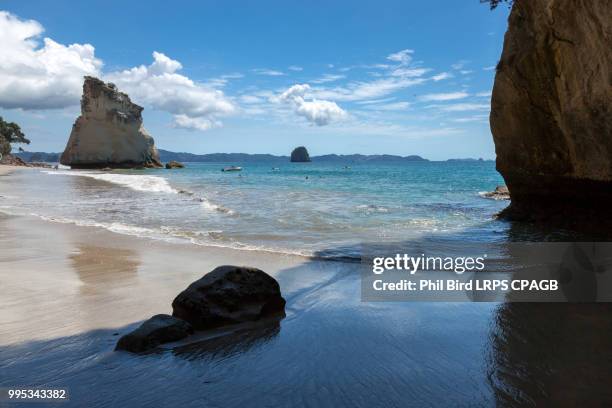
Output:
15,150,494,164
290,146,311,162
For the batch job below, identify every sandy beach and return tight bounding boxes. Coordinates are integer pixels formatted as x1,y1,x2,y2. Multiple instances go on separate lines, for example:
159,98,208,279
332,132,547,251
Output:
0,208,331,347
0,165,26,176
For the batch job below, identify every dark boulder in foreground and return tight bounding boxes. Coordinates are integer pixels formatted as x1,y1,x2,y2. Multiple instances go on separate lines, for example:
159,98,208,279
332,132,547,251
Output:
165,160,185,169
290,146,311,162
172,265,286,330
115,314,193,353
491,0,612,225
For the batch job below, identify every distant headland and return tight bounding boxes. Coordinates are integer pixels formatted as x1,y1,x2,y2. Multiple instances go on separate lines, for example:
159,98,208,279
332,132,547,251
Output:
14,150,492,164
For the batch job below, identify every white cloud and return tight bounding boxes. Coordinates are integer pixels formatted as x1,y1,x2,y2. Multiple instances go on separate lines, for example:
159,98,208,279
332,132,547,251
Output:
204,72,243,88
419,92,469,102
431,72,453,81
239,95,263,104
387,49,414,65
252,68,285,76
326,121,463,139
451,114,489,123
428,103,490,112
106,52,236,131
311,74,346,84
483,65,496,71
451,60,469,70
459,70,473,75
288,65,303,71
0,11,102,110
306,50,432,102
276,84,347,126
390,67,430,77
0,12,235,131
312,77,427,102
221,73,244,79
355,97,397,105
172,114,219,131
362,101,411,111
475,91,492,97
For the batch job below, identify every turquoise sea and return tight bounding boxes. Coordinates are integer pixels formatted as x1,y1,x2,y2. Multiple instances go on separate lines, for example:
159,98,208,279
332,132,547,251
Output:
1,160,511,258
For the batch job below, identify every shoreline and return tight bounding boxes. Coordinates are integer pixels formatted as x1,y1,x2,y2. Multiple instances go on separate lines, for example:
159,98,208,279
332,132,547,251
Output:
0,207,364,263
0,164,31,176
0,211,343,346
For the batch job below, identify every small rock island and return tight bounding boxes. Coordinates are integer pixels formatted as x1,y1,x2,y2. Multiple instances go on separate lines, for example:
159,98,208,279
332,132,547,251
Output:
60,76,162,169
290,146,311,162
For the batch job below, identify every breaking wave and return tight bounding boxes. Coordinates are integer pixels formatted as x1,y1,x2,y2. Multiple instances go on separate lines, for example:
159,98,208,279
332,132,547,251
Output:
43,170,177,194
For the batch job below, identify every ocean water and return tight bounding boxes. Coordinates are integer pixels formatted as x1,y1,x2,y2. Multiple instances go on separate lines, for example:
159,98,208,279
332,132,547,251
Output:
0,161,510,258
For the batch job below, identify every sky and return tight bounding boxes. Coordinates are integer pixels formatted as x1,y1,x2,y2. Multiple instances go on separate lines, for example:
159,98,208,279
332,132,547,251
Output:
0,1,510,160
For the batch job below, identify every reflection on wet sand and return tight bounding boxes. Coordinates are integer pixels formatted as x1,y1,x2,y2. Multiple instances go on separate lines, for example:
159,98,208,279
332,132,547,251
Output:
172,317,283,361
70,245,140,290
486,224,612,405
489,303,612,407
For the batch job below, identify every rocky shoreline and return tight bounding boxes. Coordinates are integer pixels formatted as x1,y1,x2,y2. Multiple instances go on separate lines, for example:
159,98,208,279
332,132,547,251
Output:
0,154,53,168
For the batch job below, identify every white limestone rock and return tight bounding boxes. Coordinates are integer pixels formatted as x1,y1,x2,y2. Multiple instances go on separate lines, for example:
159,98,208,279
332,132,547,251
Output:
60,76,162,169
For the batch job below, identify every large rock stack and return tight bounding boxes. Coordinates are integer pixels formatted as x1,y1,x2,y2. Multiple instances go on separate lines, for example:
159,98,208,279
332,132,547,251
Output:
60,76,162,169
490,0,611,225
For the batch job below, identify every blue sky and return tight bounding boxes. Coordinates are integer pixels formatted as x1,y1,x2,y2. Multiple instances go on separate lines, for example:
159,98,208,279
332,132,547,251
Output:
0,1,510,159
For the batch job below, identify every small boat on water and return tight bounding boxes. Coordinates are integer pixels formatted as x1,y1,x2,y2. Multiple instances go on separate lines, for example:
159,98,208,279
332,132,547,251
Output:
221,166,242,172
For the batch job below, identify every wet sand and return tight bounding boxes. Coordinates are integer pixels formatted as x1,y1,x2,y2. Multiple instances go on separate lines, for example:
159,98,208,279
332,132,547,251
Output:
0,212,326,346
0,211,502,407
0,165,27,176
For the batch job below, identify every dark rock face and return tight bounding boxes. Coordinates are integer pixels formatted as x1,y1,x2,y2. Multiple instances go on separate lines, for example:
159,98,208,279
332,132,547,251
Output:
491,0,612,224
60,76,162,169
115,314,193,353
165,160,185,169
290,146,311,162
172,266,286,330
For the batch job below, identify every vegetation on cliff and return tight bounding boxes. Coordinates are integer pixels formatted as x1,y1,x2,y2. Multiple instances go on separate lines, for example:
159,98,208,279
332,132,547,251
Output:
0,116,30,156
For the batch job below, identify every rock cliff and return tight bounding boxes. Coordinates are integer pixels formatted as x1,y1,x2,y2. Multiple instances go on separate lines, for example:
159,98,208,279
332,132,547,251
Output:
491,0,611,224
60,77,162,169
290,146,311,162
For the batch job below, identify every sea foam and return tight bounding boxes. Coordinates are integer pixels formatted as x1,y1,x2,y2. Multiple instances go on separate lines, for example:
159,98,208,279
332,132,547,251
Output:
43,170,177,193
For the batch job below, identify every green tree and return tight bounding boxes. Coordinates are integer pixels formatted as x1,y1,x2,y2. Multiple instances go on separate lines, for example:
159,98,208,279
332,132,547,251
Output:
0,117,30,156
